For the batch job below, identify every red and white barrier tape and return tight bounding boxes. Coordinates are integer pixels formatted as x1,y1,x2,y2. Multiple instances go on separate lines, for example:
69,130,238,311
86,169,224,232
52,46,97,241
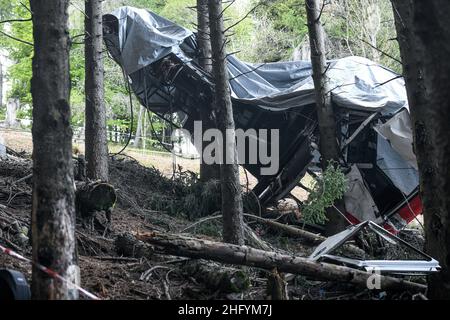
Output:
0,244,100,300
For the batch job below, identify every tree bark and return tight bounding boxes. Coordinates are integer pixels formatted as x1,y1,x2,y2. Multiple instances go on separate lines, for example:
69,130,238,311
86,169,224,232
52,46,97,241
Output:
136,231,426,292
85,0,109,182
245,214,326,243
133,106,145,149
184,260,250,294
197,0,220,183
247,214,365,256
0,61,3,107
115,233,155,260
305,0,347,236
30,0,78,300
75,181,116,227
6,98,19,128
391,0,450,299
197,0,212,74
266,268,288,300
208,0,245,245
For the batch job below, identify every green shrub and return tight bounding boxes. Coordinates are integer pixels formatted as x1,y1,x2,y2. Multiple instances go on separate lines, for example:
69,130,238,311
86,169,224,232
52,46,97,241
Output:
302,161,347,225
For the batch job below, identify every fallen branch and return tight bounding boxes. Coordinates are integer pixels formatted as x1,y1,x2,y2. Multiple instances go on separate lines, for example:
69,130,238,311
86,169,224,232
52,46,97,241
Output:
243,223,272,251
244,214,325,243
244,214,365,257
135,231,426,292
93,256,139,263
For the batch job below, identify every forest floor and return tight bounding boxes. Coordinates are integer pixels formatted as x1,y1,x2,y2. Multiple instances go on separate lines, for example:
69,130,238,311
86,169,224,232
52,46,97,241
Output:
0,128,424,300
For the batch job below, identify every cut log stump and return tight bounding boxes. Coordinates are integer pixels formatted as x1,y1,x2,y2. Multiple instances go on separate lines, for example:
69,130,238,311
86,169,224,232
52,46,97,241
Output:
75,181,116,230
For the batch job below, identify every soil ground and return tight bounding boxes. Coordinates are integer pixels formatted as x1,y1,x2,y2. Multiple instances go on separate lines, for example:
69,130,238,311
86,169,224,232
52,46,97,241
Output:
0,128,422,300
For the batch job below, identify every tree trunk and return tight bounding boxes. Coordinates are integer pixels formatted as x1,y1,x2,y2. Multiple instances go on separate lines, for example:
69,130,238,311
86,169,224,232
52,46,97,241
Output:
197,0,220,183
0,61,3,108
85,0,109,181
115,233,155,260
245,214,326,243
136,231,426,292
208,0,245,245
133,106,144,148
197,0,212,74
266,268,288,300
184,260,249,294
30,0,78,300
365,0,381,62
5,98,19,128
391,0,450,300
305,0,347,236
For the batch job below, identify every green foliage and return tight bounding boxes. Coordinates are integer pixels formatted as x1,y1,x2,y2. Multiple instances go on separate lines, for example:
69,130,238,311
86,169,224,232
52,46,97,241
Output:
322,0,401,72
236,14,293,62
0,1,33,104
263,0,307,37
0,0,403,135
302,162,347,225
159,0,195,27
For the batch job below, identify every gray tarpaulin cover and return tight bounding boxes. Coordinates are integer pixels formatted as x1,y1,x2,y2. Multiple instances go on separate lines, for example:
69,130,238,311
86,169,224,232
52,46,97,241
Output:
375,109,417,170
112,7,194,75
344,165,379,222
106,6,418,195
108,6,409,114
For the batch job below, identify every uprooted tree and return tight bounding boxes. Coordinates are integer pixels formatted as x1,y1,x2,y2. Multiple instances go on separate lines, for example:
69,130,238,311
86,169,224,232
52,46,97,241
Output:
30,0,78,300
391,0,450,300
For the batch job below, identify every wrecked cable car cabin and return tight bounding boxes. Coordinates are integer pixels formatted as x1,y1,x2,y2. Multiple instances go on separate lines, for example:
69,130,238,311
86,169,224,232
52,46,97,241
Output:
103,6,422,234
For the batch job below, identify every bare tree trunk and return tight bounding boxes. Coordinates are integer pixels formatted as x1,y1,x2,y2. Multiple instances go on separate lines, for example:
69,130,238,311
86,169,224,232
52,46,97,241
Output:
30,0,78,300
365,0,381,62
6,98,19,128
208,0,244,245
0,61,3,107
197,0,212,74
85,0,109,181
133,105,144,148
197,0,220,183
306,0,347,235
392,0,450,300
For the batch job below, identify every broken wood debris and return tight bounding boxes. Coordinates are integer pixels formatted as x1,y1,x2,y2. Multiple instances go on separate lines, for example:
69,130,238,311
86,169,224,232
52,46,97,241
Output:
244,213,365,257
183,260,250,294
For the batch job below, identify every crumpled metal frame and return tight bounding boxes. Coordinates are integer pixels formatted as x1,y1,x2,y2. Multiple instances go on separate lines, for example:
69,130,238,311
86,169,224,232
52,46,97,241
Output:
309,221,441,275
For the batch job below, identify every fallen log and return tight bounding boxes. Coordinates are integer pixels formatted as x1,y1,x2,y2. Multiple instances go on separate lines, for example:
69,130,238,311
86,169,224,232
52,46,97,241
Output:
245,214,365,257
115,233,154,260
115,234,250,293
135,231,426,292
244,214,325,243
184,260,250,294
